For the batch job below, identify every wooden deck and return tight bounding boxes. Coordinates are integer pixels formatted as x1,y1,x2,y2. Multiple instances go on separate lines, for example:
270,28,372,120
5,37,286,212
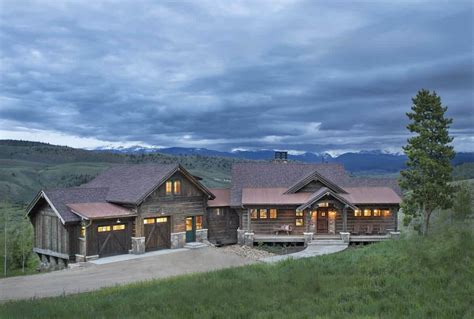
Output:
253,234,305,243
252,233,392,243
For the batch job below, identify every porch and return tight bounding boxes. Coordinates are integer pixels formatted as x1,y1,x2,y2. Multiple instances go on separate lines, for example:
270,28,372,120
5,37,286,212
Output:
247,232,398,245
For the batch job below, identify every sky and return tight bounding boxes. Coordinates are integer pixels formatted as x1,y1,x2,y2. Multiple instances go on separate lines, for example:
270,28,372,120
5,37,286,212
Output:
0,0,473,155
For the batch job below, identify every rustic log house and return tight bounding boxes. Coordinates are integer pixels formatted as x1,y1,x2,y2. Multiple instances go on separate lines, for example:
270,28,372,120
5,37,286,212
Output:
26,154,401,268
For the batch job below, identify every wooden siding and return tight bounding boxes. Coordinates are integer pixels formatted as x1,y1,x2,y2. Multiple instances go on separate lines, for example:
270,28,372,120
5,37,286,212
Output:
31,201,70,257
137,171,208,235
247,207,306,235
207,207,239,244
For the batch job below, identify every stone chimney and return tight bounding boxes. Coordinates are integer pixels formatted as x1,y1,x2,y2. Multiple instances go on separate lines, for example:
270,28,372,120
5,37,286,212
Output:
274,151,288,163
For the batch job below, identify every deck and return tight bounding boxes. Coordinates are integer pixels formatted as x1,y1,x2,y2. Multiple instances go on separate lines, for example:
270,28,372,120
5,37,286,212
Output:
252,233,393,243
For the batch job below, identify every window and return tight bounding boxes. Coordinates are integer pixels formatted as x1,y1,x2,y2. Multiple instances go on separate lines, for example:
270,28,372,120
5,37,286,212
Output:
318,202,329,207
113,224,125,231
214,208,223,216
166,181,173,195
174,180,181,195
196,215,203,230
80,227,86,238
156,217,168,223
296,211,304,217
98,226,111,232
259,209,268,219
363,209,372,217
270,209,277,219
250,209,258,219
373,209,381,217
354,209,362,217
143,218,155,224
328,210,337,219
296,218,304,226
383,209,391,217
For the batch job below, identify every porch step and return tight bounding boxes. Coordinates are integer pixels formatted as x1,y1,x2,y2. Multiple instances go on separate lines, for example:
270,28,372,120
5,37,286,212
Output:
184,242,208,249
309,239,346,246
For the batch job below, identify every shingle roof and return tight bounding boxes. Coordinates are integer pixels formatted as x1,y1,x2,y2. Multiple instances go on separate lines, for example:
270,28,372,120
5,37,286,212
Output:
42,187,109,223
83,164,178,204
230,163,349,206
242,188,312,205
208,189,231,207
67,202,136,220
341,187,401,204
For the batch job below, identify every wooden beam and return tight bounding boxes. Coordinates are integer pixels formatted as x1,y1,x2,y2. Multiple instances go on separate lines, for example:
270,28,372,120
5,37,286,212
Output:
33,247,69,260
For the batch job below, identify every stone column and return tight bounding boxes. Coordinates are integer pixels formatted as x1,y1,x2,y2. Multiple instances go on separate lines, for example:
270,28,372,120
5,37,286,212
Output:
131,236,146,254
389,231,401,240
244,232,254,247
237,228,246,245
340,232,350,243
171,232,186,248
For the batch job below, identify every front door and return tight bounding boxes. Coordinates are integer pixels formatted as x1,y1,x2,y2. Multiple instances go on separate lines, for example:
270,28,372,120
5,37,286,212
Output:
185,216,196,242
316,208,329,233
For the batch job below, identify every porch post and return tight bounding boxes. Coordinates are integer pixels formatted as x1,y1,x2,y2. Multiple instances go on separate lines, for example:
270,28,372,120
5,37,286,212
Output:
342,205,348,232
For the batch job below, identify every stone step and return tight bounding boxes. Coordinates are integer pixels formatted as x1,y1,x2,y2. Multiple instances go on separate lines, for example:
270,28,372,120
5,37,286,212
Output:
309,239,346,246
184,242,208,249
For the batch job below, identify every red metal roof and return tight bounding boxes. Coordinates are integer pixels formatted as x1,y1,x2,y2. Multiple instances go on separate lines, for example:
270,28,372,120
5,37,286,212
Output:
208,189,231,207
66,202,136,220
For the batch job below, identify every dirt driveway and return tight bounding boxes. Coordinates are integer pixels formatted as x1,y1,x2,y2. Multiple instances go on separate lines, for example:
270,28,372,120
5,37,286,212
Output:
0,247,255,302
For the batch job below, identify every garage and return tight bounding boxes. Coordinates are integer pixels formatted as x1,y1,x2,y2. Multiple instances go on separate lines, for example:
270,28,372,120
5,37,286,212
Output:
96,223,132,257
144,216,171,251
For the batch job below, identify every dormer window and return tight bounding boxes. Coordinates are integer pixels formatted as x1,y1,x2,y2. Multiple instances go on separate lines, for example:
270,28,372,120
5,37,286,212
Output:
174,180,181,195
166,181,173,195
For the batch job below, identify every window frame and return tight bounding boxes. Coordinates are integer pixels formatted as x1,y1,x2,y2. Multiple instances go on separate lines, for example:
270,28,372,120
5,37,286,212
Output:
295,218,304,226
269,208,277,219
173,179,181,195
98,225,111,232
250,209,258,220
354,209,362,217
259,209,268,219
112,224,125,231
165,181,173,195
363,209,372,217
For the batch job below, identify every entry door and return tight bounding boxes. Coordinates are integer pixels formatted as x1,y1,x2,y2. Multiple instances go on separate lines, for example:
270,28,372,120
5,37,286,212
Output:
185,216,196,242
317,209,329,233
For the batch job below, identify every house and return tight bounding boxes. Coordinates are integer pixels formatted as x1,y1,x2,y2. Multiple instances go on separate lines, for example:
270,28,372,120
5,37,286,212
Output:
26,153,401,269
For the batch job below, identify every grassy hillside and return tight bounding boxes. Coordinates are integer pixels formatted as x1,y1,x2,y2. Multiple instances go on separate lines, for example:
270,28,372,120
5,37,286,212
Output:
1,223,472,318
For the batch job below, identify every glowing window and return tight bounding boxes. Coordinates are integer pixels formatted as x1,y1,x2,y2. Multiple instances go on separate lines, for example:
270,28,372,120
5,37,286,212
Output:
186,217,193,231
318,202,329,207
328,210,337,219
363,209,372,217
174,180,181,195
270,209,277,219
383,209,391,217
156,217,168,223
113,224,125,231
373,209,381,216
354,209,362,217
98,226,111,232
80,227,86,237
250,209,258,220
296,211,304,217
259,209,268,219
143,218,155,224
165,181,173,195
296,218,304,226
196,215,203,230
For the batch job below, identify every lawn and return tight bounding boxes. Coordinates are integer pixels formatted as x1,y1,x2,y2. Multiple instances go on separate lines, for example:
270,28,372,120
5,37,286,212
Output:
1,224,472,318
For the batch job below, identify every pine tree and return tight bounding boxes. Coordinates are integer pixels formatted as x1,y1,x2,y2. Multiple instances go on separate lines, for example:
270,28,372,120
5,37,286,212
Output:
400,89,455,235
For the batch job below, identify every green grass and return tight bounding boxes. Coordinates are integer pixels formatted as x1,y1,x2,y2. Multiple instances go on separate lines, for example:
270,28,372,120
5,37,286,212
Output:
1,224,472,318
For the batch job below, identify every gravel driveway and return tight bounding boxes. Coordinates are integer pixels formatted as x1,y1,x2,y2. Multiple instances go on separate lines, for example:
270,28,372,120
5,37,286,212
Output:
0,247,255,302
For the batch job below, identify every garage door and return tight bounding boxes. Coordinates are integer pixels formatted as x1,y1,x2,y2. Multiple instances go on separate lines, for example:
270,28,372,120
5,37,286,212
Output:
144,217,171,251
97,224,131,257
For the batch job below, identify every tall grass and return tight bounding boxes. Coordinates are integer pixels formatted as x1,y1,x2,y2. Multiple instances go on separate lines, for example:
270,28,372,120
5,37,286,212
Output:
1,223,472,318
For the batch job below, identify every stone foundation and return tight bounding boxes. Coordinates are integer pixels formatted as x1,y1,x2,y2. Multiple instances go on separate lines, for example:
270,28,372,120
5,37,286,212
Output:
340,232,350,243
196,229,208,242
38,254,67,272
237,229,246,245
389,231,401,240
244,232,254,247
131,237,146,254
171,232,186,248
303,232,313,246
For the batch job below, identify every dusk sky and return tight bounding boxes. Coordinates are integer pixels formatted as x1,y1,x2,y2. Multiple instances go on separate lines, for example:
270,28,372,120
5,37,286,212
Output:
0,1,473,155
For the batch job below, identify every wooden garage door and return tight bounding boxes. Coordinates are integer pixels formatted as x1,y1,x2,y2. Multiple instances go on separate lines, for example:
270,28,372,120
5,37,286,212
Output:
144,217,171,251
97,224,131,257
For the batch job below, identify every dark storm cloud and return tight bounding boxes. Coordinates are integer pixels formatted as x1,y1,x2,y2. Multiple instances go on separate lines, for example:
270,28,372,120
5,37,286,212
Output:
0,0,472,153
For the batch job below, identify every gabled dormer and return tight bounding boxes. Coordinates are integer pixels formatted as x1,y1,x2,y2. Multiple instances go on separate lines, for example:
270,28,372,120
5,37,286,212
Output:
284,169,347,195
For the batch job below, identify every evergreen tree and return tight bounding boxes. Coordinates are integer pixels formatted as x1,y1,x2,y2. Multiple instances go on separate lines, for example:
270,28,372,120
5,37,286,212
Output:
453,182,472,221
400,89,455,235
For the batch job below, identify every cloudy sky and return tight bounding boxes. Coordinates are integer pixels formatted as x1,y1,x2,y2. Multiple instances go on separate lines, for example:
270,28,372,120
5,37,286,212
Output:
0,1,472,154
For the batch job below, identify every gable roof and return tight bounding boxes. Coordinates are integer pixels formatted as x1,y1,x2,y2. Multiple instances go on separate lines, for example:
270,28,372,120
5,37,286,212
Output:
297,187,358,211
84,164,215,204
26,187,109,224
284,169,347,194
341,187,401,204
230,163,349,206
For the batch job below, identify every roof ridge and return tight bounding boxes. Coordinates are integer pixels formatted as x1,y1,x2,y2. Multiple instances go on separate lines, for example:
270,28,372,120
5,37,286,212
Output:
44,186,109,192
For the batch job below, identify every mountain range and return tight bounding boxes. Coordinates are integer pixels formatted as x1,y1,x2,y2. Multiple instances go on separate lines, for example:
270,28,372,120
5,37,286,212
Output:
94,145,474,173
